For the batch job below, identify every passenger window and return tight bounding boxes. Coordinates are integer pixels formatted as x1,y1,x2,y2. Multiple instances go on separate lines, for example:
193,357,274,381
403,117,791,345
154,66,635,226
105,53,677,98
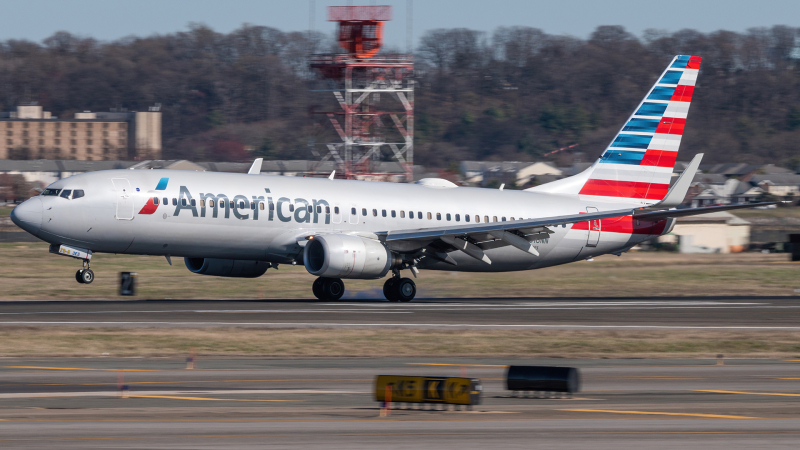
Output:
382,209,387,217
446,213,451,221
351,207,356,215
208,199,214,208
418,212,423,219
465,215,470,222
251,202,256,210
373,209,378,217
362,208,367,216
502,217,506,221
269,203,275,211
191,199,197,207
153,197,159,205
333,206,339,214
436,213,441,220
259,202,264,211
427,212,432,220
172,198,177,206
308,205,313,212
163,197,168,205
391,210,396,218
493,216,498,222
409,211,414,219
484,216,489,223
289,204,294,212
510,217,515,221
60,189,72,199
455,214,460,221
181,199,187,206
72,190,85,199
324,206,329,214
400,211,405,218
239,201,245,209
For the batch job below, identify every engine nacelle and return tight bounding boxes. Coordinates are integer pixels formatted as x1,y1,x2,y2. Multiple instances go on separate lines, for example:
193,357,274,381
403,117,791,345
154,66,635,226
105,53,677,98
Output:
184,258,270,278
304,234,396,279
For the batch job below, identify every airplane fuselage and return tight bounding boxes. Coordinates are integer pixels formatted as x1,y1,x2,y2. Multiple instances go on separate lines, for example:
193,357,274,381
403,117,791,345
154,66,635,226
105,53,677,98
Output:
17,169,667,273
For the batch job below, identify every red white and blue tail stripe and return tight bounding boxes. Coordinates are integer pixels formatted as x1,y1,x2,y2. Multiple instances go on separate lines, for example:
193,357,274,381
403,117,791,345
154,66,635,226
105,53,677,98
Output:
578,55,701,204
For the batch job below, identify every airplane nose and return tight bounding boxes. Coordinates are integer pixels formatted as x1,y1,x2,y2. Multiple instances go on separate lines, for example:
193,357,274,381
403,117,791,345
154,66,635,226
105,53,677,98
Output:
10,197,43,236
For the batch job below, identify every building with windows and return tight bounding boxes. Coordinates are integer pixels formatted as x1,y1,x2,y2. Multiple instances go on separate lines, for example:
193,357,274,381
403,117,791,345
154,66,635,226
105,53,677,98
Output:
0,104,161,161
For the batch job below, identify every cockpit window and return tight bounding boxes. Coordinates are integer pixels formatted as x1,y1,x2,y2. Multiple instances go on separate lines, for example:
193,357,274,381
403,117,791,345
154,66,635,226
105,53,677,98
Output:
72,190,85,199
59,190,72,199
42,189,61,196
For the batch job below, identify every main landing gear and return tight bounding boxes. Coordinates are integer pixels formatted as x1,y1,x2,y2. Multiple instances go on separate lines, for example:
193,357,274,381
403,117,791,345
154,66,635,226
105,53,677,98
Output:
383,276,416,302
75,259,94,284
312,277,345,301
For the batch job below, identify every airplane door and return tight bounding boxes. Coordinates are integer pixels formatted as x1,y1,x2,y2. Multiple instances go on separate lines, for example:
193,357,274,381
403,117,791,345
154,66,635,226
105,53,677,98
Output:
332,203,342,224
348,204,359,225
111,178,134,220
586,206,600,247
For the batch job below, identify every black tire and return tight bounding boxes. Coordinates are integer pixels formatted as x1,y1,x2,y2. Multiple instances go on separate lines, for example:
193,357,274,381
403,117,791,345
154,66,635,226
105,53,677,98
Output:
322,278,345,301
81,269,94,284
383,278,399,302
312,277,325,300
394,278,416,302
76,269,85,284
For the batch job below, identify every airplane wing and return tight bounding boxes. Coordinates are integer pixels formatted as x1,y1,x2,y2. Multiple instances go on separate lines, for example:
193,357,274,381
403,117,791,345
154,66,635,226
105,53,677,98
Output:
375,208,635,264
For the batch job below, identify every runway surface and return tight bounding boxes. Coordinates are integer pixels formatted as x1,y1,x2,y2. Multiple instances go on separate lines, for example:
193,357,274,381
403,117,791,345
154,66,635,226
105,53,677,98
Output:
1,357,800,449
1,296,800,329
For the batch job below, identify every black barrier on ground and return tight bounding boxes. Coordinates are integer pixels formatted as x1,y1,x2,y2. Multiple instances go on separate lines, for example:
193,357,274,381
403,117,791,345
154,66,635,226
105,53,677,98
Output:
506,366,580,394
119,272,137,296
375,375,481,407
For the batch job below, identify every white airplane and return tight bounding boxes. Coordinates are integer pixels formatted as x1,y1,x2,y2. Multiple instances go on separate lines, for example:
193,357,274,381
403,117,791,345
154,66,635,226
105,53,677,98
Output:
10,55,776,301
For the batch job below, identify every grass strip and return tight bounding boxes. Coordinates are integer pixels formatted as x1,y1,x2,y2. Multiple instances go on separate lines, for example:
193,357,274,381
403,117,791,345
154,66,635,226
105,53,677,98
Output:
1,327,799,358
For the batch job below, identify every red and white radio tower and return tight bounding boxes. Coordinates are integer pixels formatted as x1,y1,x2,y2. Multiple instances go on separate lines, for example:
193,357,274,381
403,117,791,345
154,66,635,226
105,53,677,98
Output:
309,5,414,182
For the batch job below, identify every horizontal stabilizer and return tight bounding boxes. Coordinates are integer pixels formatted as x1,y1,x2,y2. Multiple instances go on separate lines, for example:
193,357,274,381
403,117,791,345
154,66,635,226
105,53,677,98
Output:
634,202,784,221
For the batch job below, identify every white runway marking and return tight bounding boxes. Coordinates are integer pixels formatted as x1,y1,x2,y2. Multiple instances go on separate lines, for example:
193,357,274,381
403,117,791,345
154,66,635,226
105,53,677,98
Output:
0,389,366,399
0,310,412,315
3,321,800,330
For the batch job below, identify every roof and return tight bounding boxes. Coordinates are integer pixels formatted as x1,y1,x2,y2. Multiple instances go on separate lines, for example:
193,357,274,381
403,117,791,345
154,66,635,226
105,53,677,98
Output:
676,210,750,225
0,159,134,172
749,173,800,186
692,173,728,185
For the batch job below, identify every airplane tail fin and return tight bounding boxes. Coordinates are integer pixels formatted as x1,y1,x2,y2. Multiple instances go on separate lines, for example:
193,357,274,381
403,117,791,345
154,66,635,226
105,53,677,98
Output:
528,55,702,204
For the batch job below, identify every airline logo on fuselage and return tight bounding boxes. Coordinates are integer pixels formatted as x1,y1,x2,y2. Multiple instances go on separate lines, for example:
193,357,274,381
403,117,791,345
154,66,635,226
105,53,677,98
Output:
139,183,331,224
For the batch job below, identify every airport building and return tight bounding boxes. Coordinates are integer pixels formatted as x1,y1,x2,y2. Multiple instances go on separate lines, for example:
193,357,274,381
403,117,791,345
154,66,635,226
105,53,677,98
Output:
0,104,162,161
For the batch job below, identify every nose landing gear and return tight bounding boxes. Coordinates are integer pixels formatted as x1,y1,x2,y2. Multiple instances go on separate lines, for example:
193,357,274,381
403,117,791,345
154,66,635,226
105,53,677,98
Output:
75,260,94,284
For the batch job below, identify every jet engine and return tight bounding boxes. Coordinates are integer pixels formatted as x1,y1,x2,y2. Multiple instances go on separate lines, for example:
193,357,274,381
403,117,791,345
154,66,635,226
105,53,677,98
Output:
184,258,270,278
304,234,398,279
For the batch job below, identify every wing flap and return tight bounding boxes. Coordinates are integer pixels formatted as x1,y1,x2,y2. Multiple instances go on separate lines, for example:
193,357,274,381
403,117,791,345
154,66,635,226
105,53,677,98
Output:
633,202,783,221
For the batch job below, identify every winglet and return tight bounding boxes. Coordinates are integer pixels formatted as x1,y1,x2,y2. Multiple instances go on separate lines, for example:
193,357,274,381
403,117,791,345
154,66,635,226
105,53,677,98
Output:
328,170,335,180
654,153,703,208
248,158,263,175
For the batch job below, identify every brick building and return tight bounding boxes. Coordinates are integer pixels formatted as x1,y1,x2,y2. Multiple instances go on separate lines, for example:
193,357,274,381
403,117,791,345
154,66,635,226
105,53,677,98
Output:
1,104,161,161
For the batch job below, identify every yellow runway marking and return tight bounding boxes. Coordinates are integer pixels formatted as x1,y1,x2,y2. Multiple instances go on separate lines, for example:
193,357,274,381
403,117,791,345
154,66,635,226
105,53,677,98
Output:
5,430,800,442
5,366,155,372
557,409,761,419
117,395,298,402
696,390,800,397
406,363,508,367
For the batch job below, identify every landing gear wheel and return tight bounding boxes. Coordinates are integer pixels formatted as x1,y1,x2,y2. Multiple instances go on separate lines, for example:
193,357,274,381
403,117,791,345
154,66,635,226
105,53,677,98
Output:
394,278,416,302
383,278,399,302
76,269,85,284
312,277,325,300
320,278,345,301
80,269,94,284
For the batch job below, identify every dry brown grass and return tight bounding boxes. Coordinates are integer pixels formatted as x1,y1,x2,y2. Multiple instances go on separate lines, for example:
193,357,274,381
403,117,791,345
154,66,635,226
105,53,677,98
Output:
0,243,799,300
2,327,799,359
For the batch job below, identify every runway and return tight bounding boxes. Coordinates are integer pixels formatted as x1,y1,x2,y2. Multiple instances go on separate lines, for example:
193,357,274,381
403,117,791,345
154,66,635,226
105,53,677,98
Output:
1,296,800,328
1,357,800,449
